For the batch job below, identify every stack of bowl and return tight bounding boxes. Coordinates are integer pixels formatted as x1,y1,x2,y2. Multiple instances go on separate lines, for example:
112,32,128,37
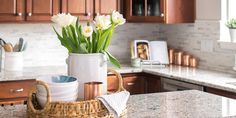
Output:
36,75,79,107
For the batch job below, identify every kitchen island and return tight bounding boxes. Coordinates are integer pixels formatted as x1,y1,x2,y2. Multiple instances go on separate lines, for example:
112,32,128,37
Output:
0,90,236,118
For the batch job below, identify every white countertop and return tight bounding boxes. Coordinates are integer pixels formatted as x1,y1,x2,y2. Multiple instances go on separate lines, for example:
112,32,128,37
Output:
1,65,236,93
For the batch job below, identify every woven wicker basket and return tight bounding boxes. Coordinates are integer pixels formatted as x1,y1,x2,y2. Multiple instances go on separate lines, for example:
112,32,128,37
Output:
27,69,126,118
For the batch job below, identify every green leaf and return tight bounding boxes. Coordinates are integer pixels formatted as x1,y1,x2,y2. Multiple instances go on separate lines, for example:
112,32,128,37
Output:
78,43,88,53
92,31,98,53
103,50,120,68
103,26,115,50
69,25,79,47
62,27,78,52
53,27,73,52
96,28,112,52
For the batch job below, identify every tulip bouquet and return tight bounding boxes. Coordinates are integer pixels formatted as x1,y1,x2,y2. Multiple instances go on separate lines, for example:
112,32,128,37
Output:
51,11,125,68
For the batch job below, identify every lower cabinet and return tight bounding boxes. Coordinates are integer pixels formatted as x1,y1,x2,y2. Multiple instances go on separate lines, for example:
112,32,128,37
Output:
204,87,236,99
108,73,161,95
0,79,36,105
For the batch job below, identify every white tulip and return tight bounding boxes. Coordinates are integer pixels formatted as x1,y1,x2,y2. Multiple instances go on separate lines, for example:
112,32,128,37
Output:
51,13,77,27
94,15,111,30
111,11,126,25
82,25,93,37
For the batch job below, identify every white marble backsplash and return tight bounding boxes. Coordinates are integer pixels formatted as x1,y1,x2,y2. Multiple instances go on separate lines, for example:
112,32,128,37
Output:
1,20,236,74
161,20,236,74
0,23,160,67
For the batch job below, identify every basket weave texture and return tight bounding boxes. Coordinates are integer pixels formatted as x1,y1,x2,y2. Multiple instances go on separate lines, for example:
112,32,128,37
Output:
27,69,126,118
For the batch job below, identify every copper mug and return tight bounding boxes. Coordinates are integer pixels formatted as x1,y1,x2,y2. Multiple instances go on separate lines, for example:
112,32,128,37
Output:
84,82,103,100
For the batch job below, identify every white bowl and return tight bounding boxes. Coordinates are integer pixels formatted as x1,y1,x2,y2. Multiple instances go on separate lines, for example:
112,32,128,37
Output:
36,93,78,107
37,88,78,98
37,75,78,86
36,85,78,97
36,75,79,97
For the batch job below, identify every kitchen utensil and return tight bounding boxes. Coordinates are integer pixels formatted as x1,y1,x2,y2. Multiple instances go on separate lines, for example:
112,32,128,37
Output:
3,43,13,52
190,57,198,68
174,51,183,65
84,82,103,100
22,42,27,51
182,54,191,66
18,38,24,52
13,44,19,52
0,38,6,45
168,48,175,64
149,41,169,65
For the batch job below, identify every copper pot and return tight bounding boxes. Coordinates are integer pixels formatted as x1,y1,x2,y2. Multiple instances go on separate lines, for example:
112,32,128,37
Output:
174,51,183,65
168,48,175,64
182,54,191,66
190,57,198,68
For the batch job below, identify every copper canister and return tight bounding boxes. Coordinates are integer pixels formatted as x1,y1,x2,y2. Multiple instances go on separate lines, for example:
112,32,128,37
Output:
84,82,103,100
182,54,191,66
174,51,183,65
190,57,198,68
168,48,175,64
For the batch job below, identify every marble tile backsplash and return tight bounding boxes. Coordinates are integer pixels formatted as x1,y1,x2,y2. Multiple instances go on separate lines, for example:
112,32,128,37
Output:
1,20,235,74
0,23,160,67
162,20,236,73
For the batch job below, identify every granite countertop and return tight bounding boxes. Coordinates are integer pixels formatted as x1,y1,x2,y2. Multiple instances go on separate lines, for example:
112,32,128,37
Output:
1,90,236,118
1,65,236,93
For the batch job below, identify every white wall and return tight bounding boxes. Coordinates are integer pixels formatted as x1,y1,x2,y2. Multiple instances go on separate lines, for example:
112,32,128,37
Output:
196,0,221,20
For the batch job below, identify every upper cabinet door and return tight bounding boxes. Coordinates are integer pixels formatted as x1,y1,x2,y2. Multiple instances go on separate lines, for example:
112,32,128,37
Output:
26,0,60,21
0,0,25,22
95,0,121,16
62,0,93,21
165,0,195,24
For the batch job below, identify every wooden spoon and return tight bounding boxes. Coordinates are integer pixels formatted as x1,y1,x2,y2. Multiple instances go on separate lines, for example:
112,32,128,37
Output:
3,43,13,52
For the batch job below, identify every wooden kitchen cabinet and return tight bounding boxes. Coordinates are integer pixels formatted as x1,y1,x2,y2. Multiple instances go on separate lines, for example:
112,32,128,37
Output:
144,74,161,93
204,87,236,99
0,79,36,105
94,0,121,15
0,0,25,22
108,73,161,95
26,0,60,21
61,0,93,21
125,0,195,23
122,74,146,94
108,73,145,94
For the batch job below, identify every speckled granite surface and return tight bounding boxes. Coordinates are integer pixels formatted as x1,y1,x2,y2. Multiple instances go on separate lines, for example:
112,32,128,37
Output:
1,65,236,93
1,90,236,118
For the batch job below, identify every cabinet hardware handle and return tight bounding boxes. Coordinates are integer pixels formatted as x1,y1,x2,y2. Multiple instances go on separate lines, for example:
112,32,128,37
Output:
17,13,22,16
127,83,135,86
28,13,32,16
161,13,164,17
87,12,91,16
10,88,24,93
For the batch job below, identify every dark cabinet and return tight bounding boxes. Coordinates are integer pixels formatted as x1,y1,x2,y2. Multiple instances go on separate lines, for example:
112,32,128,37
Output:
125,0,195,23
62,0,93,21
204,87,236,99
108,73,161,95
26,0,60,21
122,74,146,94
0,0,25,22
145,74,161,93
